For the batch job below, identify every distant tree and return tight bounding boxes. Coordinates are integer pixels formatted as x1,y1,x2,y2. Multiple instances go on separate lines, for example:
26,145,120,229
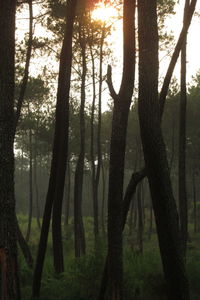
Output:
74,18,87,257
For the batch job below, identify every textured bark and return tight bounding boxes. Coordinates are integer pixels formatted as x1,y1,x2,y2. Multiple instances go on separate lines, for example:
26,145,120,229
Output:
32,1,77,296
138,1,189,299
74,21,86,258
0,1,20,299
178,0,189,259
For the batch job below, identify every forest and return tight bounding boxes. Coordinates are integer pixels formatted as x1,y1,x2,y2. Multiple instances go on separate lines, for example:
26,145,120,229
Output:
1,0,200,299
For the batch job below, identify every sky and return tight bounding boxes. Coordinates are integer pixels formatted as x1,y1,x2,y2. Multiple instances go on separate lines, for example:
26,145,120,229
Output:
16,1,200,110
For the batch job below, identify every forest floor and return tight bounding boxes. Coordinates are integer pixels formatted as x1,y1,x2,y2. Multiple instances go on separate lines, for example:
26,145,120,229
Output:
18,215,200,300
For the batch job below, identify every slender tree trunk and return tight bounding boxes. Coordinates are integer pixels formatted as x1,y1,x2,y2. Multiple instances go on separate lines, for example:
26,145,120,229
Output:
169,116,175,173
138,1,189,299
137,182,143,254
148,203,153,240
16,219,33,269
101,162,106,236
94,26,105,243
89,36,98,243
15,0,33,131
32,1,77,296
178,0,189,259
192,168,197,233
0,1,20,299
64,160,71,229
33,132,41,230
26,128,33,242
74,21,86,257
99,1,136,298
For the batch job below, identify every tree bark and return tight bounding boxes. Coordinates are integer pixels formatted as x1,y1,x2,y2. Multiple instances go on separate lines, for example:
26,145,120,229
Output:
138,1,189,299
0,1,20,299
32,1,77,297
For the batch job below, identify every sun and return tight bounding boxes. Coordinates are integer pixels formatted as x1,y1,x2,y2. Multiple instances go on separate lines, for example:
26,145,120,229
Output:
91,3,118,23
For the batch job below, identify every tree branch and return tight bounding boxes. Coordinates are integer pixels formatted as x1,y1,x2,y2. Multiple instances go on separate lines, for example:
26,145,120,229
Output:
106,64,118,100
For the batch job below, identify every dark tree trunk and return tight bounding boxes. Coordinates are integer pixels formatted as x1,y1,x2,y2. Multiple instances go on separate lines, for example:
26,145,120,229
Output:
0,1,20,299
138,1,189,299
32,1,77,297
26,128,33,242
178,0,189,258
192,169,197,233
15,0,33,131
74,21,86,258
148,203,153,240
137,182,143,254
89,35,98,243
169,116,175,173
64,160,71,229
101,162,106,236
33,134,41,231
16,219,33,269
99,1,136,298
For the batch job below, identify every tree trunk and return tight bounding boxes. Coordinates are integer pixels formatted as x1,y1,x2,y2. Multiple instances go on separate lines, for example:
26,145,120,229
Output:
137,182,143,254
64,160,71,229
192,168,197,233
16,219,33,269
101,162,106,237
15,0,33,131
33,136,41,231
138,1,189,299
99,1,136,298
178,0,189,259
26,128,33,242
74,20,87,258
0,1,20,299
32,1,77,297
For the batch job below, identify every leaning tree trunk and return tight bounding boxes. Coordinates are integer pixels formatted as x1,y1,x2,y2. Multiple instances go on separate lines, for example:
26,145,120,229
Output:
98,1,136,299
32,1,77,297
138,1,189,299
0,1,20,299
74,21,87,258
178,0,189,259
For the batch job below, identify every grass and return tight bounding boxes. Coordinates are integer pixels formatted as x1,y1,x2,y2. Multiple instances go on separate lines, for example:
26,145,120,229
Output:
17,215,200,300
